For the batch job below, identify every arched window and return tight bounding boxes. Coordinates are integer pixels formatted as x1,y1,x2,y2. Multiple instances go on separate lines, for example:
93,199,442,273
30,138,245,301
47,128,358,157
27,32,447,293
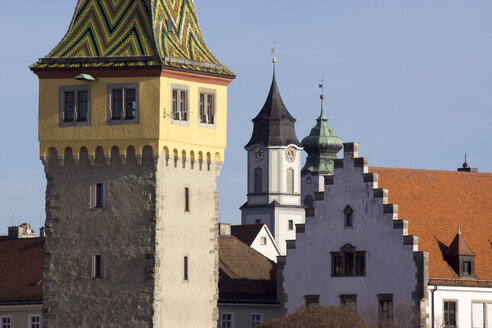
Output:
254,168,263,193
344,205,354,228
287,168,294,194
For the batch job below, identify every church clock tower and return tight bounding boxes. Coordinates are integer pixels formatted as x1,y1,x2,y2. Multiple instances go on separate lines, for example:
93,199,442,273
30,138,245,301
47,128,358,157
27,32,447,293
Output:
241,69,305,254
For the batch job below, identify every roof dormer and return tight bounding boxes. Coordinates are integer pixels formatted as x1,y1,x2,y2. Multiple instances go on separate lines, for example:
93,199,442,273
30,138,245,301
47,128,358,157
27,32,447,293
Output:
445,228,476,277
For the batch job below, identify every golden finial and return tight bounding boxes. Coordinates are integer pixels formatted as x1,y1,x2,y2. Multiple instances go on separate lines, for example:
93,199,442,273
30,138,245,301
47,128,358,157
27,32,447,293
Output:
271,40,277,64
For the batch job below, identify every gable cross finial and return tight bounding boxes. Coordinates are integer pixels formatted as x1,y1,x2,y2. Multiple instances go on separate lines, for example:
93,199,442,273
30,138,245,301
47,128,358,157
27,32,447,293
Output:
271,40,277,65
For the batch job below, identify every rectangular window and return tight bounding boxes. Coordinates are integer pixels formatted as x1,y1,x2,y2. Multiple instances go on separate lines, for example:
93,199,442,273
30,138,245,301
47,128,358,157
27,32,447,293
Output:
184,187,190,212
1,316,11,328
345,213,353,228
332,253,343,275
344,252,354,275
221,313,233,328
171,88,189,122
250,313,263,328
288,220,294,231
199,93,215,125
378,294,393,327
340,295,357,312
29,315,40,328
107,83,138,125
93,255,102,279
355,252,366,275
304,295,320,308
472,302,484,328
287,168,294,194
96,183,104,208
184,256,189,281
444,301,456,327
260,237,267,245
59,86,91,126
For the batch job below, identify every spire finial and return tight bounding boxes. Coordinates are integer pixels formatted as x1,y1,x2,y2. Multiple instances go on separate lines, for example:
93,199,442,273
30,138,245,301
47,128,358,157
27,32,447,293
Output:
463,153,469,168
271,40,277,70
318,78,327,119
458,227,461,235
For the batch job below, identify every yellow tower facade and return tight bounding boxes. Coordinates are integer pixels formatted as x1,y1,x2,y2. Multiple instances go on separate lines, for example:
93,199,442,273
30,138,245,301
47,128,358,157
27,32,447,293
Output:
31,1,234,327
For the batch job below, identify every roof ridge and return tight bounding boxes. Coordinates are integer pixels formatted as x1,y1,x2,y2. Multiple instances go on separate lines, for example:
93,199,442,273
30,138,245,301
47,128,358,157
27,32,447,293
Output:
371,166,492,176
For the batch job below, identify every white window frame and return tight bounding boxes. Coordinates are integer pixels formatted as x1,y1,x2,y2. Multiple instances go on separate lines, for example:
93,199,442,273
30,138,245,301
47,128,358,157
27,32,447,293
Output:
171,84,190,126
1,316,11,328
28,314,41,328
59,85,91,127
90,182,107,209
107,83,139,125
198,88,217,128
220,312,234,328
250,313,263,328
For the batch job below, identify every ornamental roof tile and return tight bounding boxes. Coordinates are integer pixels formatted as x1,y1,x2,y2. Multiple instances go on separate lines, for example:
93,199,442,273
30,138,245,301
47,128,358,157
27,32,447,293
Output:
0,237,44,304
30,0,235,77
370,167,492,286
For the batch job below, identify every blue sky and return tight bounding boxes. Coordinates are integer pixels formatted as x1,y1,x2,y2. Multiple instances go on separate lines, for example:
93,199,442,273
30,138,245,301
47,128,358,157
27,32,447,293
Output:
0,0,491,234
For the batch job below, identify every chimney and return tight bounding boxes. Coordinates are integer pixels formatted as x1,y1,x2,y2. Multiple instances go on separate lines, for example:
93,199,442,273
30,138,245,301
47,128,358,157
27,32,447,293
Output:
8,223,36,239
219,223,231,237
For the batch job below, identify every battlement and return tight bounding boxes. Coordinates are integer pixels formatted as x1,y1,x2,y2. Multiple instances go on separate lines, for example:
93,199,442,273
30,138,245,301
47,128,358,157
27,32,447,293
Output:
41,144,222,172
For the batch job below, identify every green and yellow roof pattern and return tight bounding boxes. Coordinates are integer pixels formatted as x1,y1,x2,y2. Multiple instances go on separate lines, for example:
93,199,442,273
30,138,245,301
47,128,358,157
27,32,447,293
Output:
31,0,234,77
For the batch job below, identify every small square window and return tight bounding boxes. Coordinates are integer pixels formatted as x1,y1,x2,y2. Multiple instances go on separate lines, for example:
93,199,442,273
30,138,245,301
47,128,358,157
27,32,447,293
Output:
340,294,357,312
288,220,294,231
260,237,267,245
304,295,319,308
255,219,261,224
1,316,11,328
29,315,40,328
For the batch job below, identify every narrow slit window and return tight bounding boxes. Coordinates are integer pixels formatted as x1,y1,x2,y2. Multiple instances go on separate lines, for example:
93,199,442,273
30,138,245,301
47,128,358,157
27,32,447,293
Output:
96,183,104,208
287,168,294,194
344,205,354,228
184,256,189,281
288,220,294,231
93,255,102,279
185,187,190,212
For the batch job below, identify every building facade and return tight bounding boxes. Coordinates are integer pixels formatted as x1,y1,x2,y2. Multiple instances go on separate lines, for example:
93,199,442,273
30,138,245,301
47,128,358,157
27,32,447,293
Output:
240,71,305,254
30,1,234,327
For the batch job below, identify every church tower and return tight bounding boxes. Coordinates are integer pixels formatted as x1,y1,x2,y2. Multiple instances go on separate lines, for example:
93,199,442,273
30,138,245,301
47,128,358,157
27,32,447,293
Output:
30,1,235,327
241,68,305,254
301,92,343,209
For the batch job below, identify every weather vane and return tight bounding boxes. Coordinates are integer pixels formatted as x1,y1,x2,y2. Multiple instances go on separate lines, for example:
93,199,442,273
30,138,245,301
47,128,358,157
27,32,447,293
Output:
271,40,277,64
318,78,325,95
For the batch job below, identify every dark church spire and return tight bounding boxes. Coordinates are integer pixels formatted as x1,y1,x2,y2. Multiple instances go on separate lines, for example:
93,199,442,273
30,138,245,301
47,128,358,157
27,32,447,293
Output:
245,68,301,148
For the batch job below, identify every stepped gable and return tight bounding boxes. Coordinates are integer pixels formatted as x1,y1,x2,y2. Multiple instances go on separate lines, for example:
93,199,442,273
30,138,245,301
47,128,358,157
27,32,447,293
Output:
371,167,492,285
219,235,277,302
245,71,301,148
30,0,234,77
0,237,44,303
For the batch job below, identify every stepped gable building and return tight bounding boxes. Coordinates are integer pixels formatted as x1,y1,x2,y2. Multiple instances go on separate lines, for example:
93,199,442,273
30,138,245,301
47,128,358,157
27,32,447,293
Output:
280,142,492,327
30,1,235,327
300,92,343,209
218,225,280,328
241,69,305,255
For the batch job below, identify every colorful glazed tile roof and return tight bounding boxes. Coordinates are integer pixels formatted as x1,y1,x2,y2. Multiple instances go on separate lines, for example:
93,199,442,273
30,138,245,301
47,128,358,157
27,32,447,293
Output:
31,0,235,77
371,167,492,286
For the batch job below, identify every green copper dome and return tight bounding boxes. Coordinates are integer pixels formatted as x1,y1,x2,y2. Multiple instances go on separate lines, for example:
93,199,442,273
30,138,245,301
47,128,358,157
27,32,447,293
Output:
301,95,343,174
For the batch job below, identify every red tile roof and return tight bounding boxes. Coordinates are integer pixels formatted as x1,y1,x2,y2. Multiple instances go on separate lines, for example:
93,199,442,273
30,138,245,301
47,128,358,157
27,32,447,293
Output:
219,236,277,302
231,224,264,246
0,237,44,304
370,167,492,286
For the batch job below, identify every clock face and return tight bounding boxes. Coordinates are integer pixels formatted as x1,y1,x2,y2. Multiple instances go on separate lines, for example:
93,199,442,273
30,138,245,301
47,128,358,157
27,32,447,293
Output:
285,147,296,163
252,146,264,162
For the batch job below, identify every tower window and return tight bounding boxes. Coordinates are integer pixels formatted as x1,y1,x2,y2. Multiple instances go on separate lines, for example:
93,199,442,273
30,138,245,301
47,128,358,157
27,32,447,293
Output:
185,187,190,212
344,205,354,228
92,182,106,209
199,92,215,126
287,168,294,194
288,220,294,230
172,89,188,122
108,84,138,124
93,255,102,279
184,256,189,281
59,85,91,127
254,168,263,193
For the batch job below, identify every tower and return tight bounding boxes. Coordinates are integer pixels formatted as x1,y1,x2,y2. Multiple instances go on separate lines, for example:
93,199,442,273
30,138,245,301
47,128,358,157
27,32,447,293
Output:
240,68,304,254
301,91,343,208
30,1,235,327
